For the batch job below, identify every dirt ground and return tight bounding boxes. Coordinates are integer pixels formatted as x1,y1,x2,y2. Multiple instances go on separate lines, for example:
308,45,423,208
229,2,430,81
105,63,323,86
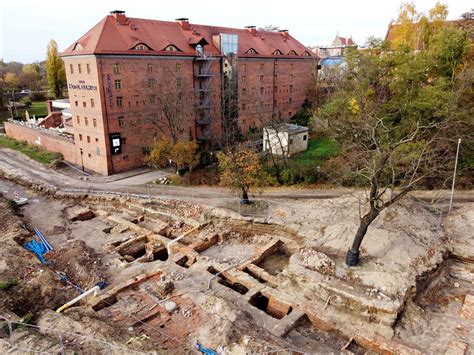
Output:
1,177,473,354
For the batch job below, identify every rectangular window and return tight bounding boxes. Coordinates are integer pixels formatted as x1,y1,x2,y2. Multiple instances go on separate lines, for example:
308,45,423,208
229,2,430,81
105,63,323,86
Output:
121,138,127,145
260,63,264,70
303,135,307,141
260,75,264,82
176,63,181,72
149,95,156,104
90,98,95,108
78,134,83,141
290,74,293,81
147,63,153,73
86,64,90,74
114,79,122,90
176,77,182,88
78,64,82,74
116,96,123,107
242,63,246,72
76,116,80,124
242,103,246,110
84,117,88,126
289,98,293,104
95,138,99,143
148,78,155,88
118,116,124,127
242,76,246,85
260,87,264,95
87,136,91,143
75,101,78,107
274,74,278,81
113,63,120,74
290,85,293,93
70,64,74,74
274,100,277,106
93,118,97,127
82,102,86,108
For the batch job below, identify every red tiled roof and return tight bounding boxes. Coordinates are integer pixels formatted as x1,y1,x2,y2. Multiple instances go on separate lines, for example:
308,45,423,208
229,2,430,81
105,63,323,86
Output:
62,14,315,58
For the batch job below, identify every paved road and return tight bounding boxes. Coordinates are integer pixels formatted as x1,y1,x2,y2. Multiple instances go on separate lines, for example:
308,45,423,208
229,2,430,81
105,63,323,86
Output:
0,148,472,209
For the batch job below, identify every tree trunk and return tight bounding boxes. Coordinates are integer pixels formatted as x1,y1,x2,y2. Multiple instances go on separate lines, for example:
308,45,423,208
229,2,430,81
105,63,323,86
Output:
346,208,380,266
241,186,250,205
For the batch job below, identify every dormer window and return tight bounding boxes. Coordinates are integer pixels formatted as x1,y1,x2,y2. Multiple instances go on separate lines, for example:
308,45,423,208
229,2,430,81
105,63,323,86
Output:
73,43,83,51
164,45,180,52
246,48,258,55
288,50,298,56
272,50,282,55
302,51,311,56
133,43,151,50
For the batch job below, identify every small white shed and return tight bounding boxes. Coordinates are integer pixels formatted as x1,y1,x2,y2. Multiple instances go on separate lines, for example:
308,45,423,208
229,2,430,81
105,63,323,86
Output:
263,123,309,157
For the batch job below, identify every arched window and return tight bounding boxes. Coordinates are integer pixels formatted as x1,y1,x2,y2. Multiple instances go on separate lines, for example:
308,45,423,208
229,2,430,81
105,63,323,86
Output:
164,45,180,52
246,48,258,54
302,51,311,56
73,43,83,51
133,43,150,50
272,49,282,55
288,50,298,55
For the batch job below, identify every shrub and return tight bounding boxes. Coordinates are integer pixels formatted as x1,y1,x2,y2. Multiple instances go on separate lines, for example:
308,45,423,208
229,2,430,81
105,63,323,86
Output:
30,92,46,101
20,97,32,107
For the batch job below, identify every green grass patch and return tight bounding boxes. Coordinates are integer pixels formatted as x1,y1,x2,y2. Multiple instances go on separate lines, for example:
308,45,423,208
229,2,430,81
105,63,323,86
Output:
0,136,62,164
0,279,18,291
0,101,48,123
292,137,340,167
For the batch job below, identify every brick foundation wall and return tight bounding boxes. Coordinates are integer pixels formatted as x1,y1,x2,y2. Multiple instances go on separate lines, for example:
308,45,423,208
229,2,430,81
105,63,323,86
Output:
4,121,76,163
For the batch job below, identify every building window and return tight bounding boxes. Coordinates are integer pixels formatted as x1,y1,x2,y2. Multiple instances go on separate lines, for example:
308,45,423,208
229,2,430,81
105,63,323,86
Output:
118,116,124,127
242,76,246,85
116,96,123,107
123,155,129,160
274,100,277,106
93,118,97,127
242,103,246,110
87,136,91,143
148,78,155,88
76,115,80,124
242,63,246,72
176,77,182,88
260,63,264,70
147,63,153,73
149,95,156,104
290,85,293,93
79,134,83,141
113,63,120,74
78,64,82,74
176,63,181,72
84,117,88,126
242,88,247,95
289,111,292,117
260,75,264,82
290,74,293,81
70,64,74,74
303,135,307,141
90,98,95,108
274,74,278,81
121,138,127,145
114,79,122,90
260,87,264,95
164,45,179,51
75,101,78,107
95,138,99,142
86,64,90,74
82,102,86,108
289,98,293,104
88,153,91,158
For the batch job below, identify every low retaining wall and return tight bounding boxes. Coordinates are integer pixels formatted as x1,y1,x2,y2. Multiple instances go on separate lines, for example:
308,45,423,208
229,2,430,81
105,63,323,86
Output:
4,121,76,163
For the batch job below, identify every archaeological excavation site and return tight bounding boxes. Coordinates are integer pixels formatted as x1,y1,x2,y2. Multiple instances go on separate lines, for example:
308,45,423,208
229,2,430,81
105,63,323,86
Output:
0,175,473,354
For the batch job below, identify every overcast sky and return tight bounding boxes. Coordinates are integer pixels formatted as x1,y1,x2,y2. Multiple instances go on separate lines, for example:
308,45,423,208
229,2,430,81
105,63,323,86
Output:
0,0,469,63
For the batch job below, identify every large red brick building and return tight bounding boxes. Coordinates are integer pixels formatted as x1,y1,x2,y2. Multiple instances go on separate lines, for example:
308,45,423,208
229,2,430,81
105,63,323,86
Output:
10,11,318,175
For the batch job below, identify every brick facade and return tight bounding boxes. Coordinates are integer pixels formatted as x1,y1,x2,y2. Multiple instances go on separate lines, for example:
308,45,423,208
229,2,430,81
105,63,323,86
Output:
55,12,319,175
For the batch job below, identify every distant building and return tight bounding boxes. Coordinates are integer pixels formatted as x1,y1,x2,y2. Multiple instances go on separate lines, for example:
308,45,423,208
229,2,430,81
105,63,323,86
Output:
263,123,308,157
312,33,356,58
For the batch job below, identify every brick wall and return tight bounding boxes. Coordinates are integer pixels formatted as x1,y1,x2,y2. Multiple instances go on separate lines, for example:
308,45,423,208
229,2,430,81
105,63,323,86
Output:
4,121,76,163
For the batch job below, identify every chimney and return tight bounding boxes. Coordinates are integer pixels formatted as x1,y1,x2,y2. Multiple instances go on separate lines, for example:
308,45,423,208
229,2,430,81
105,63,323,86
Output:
110,10,127,25
176,18,190,30
279,29,289,40
245,25,257,36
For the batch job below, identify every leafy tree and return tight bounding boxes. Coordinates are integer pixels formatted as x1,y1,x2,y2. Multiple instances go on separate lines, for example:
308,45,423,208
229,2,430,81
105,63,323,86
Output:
318,24,472,266
145,138,172,169
45,39,66,99
20,64,43,92
218,145,267,203
170,140,199,174
4,72,20,91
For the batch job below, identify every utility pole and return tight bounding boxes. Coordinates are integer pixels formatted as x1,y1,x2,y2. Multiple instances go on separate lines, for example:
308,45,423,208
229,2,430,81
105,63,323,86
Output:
448,138,461,212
